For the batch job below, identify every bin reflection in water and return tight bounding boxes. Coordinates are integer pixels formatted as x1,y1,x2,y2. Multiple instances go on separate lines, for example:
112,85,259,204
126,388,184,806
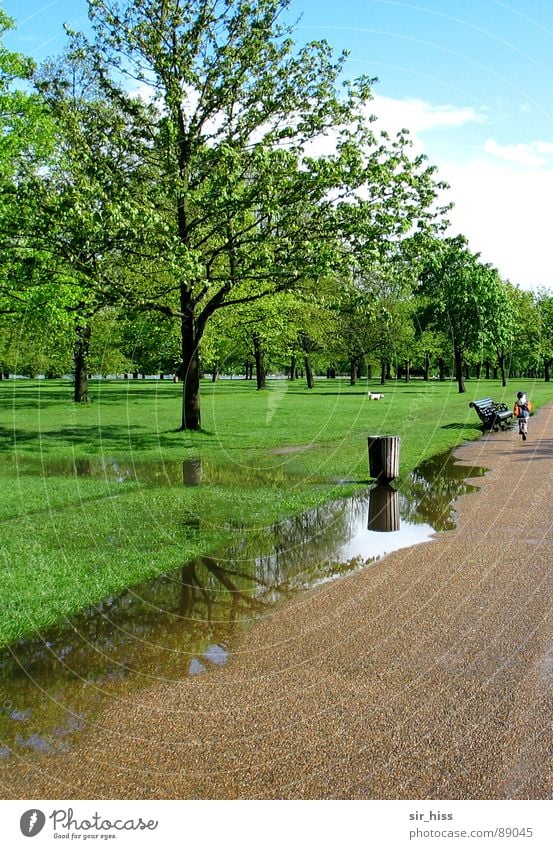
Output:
368,484,400,532
183,458,202,486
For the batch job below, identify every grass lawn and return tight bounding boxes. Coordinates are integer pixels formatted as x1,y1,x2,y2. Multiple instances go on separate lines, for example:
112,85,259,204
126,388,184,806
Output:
1,374,551,646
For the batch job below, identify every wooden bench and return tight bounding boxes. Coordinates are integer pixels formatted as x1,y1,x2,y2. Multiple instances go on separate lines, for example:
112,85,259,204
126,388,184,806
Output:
469,397,513,430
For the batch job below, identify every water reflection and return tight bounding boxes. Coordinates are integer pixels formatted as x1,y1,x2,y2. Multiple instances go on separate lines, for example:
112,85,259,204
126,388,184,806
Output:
2,450,485,520
368,485,399,532
398,450,486,531
3,455,311,488
183,458,202,486
0,449,487,760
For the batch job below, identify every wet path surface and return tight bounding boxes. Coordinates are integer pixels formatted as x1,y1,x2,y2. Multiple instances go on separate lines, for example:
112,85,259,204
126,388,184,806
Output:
0,451,484,764
5,417,553,800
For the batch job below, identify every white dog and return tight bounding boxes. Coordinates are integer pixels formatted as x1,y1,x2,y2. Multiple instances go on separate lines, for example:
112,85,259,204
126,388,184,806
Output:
367,392,384,400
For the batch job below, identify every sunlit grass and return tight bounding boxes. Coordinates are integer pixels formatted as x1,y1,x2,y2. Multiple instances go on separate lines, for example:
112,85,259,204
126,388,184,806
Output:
0,374,550,644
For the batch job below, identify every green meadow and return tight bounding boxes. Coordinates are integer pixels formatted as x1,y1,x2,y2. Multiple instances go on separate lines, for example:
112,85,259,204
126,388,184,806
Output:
1,376,551,646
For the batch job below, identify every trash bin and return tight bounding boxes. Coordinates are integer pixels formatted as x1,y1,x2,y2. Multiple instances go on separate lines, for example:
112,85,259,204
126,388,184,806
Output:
368,435,400,482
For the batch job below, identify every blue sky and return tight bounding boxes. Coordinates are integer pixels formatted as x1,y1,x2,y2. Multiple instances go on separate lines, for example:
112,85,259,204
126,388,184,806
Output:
4,0,553,289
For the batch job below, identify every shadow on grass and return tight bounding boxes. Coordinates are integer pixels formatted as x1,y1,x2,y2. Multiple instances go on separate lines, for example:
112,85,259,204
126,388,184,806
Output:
441,423,482,431
0,389,75,407
93,386,182,402
0,425,196,453
1,386,181,408
169,427,215,436
1,382,258,408
290,390,372,396
0,427,41,444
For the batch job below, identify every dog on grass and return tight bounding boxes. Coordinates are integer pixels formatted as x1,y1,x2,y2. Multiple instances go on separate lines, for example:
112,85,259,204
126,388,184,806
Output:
367,392,384,400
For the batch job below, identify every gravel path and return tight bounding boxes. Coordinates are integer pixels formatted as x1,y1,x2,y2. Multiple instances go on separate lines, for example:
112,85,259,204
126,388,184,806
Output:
4,404,553,800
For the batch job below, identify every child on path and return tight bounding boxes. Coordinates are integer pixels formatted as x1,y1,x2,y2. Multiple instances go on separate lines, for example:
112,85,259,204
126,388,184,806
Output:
514,390,532,441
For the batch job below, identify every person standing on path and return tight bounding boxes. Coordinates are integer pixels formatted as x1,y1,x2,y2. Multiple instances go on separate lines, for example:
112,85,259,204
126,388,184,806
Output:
514,390,532,441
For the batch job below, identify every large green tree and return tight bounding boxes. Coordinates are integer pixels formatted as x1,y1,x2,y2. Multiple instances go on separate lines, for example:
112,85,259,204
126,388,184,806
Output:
420,236,512,393
64,0,447,429
535,290,553,381
0,12,56,321
21,45,164,401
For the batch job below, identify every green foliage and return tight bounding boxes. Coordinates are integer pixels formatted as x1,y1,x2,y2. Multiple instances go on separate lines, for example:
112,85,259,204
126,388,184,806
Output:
118,311,180,375
535,289,553,367
50,0,449,426
419,236,515,388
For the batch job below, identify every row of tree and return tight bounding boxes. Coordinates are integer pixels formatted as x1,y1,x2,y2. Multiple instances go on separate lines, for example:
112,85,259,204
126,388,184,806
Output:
0,0,550,429
3,258,551,391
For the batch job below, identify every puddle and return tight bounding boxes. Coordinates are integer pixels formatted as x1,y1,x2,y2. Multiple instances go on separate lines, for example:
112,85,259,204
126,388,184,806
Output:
0,449,486,760
398,449,486,531
2,455,319,488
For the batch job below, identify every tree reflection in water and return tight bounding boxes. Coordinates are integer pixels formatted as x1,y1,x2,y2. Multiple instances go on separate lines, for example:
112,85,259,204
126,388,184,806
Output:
0,449,486,760
397,450,486,531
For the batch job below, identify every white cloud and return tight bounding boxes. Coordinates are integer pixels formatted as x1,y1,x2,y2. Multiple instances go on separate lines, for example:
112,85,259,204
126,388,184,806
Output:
123,84,553,290
484,138,553,168
366,94,553,289
129,82,158,103
440,158,553,288
368,95,487,151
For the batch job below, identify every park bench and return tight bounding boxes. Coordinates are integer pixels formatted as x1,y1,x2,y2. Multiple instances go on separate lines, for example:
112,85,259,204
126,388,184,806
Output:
469,397,513,431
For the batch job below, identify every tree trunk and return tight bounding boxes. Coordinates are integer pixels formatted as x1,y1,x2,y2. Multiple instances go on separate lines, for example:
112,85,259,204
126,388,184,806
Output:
253,332,266,390
211,363,219,383
404,359,410,382
180,296,201,430
290,355,296,380
499,350,507,387
485,360,491,379
476,362,481,380
73,322,91,403
438,357,445,381
545,359,551,382
350,357,357,386
423,351,430,381
380,359,387,385
304,355,314,389
454,345,465,393
493,366,498,380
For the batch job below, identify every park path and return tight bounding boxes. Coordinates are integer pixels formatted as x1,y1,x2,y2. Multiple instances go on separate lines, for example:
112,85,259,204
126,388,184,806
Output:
4,402,553,800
